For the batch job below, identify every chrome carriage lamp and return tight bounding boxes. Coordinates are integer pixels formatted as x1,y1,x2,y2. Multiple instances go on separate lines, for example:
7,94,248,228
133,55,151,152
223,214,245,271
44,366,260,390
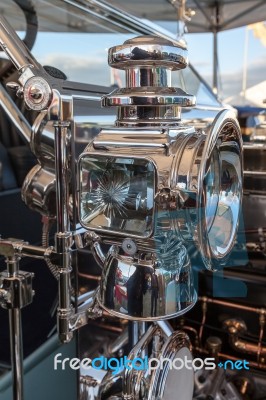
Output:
78,36,243,321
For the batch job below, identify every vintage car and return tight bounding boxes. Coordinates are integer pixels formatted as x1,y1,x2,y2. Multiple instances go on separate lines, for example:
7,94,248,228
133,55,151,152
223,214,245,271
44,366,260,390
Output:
0,1,265,400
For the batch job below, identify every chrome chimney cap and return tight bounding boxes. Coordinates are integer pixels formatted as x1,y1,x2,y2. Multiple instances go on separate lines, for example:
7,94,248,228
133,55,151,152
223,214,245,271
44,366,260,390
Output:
108,35,188,70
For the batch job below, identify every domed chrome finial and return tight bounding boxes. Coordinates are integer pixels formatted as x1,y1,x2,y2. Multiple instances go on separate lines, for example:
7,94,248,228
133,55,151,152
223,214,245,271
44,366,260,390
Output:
108,35,188,72
103,35,196,127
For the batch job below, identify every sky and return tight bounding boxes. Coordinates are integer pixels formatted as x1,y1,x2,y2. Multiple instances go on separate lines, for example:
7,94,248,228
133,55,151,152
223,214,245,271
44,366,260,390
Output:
185,25,266,100
29,22,266,103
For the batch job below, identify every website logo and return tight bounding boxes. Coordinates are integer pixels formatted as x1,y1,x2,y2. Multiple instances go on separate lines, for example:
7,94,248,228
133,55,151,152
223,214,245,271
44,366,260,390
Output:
54,354,249,375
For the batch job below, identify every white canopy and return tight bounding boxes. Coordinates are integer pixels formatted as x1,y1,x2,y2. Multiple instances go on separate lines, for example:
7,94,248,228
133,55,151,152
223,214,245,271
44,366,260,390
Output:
224,81,266,108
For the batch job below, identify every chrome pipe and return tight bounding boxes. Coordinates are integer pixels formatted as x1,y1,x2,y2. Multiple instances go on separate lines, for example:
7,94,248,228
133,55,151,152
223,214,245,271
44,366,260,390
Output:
0,239,51,260
131,321,139,346
127,325,157,360
208,369,226,400
244,170,266,176
9,309,23,400
19,244,49,259
123,324,158,398
54,121,71,233
116,324,156,399
156,320,173,338
107,329,128,355
0,83,31,143
54,121,73,343
212,30,218,94
90,241,106,269
139,322,148,359
6,256,24,400
77,290,95,306
77,291,95,313
0,15,39,71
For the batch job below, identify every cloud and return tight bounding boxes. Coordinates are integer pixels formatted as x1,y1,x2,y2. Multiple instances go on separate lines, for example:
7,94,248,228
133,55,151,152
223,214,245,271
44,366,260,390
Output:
38,53,110,86
190,60,211,69
222,58,265,98
37,51,265,103
198,55,266,99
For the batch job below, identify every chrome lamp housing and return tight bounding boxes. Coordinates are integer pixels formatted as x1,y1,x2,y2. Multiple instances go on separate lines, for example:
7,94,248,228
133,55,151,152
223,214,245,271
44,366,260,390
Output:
78,35,243,321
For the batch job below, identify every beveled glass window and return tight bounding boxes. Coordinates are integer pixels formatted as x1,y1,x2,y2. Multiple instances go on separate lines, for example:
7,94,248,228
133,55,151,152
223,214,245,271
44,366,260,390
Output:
79,154,155,237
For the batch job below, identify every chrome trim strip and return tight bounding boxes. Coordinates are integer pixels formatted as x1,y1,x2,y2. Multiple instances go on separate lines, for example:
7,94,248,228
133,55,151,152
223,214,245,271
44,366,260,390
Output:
62,0,186,48
244,170,266,176
0,14,40,72
0,83,31,143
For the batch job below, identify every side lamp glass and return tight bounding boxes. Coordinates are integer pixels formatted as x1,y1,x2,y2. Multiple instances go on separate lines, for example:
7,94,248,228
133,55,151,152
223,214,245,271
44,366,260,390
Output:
79,155,156,238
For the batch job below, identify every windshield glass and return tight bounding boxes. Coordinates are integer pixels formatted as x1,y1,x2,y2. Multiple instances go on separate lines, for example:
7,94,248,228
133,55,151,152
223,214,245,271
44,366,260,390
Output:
1,0,221,107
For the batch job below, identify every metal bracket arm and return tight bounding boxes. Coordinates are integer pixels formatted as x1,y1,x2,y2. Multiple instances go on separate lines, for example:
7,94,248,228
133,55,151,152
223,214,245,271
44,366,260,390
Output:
68,301,103,332
0,270,34,310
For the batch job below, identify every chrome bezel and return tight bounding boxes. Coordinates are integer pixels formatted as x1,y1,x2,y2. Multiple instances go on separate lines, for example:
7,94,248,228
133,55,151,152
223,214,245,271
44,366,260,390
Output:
24,76,52,111
197,109,243,270
147,331,194,400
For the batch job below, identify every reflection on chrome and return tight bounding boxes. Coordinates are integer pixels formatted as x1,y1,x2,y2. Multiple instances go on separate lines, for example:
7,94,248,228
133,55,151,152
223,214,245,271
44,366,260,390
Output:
98,239,196,320
78,35,243,321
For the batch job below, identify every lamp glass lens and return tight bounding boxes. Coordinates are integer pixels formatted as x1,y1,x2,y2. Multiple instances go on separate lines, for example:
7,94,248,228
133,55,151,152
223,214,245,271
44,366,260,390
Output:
205,144,242,256
205,147,220,233
79,155,155,237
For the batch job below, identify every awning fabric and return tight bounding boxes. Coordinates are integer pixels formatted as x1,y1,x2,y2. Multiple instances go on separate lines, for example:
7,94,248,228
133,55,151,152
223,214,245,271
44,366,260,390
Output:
107,0,266,32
